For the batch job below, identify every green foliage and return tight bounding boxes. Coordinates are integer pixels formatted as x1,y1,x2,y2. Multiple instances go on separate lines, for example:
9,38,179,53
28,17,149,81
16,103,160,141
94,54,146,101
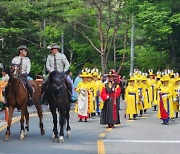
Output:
134,46,169,72
0,0,179,77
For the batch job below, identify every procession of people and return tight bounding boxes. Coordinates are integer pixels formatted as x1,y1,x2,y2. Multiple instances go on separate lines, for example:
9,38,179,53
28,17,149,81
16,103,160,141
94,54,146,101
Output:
0,43,180,128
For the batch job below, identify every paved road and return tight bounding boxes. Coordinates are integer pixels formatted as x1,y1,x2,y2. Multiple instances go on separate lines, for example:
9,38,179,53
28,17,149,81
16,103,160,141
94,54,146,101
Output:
0,103,180,154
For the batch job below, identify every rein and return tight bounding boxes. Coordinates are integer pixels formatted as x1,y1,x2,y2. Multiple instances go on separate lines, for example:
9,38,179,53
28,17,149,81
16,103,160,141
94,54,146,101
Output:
52,81,65,90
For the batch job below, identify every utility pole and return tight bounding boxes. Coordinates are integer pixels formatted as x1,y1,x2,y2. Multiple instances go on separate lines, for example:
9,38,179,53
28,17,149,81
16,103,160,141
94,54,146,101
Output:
61,34,64,54
43,19,46,49
0,37,4,69
130,13,135,76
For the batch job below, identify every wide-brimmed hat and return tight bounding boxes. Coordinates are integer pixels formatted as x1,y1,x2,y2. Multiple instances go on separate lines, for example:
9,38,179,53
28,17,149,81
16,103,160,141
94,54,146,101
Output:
80,72,88,78
107,70,116,77
17,45,28,51
161,75,170,82
135,74,142,81
142,76,147,81
129,76,135,81
175,77,180,82
47,43,60,50
92,72,98,76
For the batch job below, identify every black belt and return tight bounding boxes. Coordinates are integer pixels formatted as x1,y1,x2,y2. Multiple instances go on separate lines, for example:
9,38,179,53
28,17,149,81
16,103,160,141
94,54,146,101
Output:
162,93,169,95
128,92,136,95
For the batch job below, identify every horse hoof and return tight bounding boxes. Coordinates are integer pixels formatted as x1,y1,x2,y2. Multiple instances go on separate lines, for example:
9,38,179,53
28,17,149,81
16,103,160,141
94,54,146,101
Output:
20,130,25,140
59,136,64,143
24,129,28,136
4,136,9,141
41,129,45,135
67,130,71,138
51,132,55,139
53,138,59,143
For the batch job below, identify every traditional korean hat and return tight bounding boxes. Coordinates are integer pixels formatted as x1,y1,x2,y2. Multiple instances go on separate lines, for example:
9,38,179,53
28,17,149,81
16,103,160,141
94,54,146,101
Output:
135,73,142,81
129,76,135,81
91,68,99,76
107,70,116,76
80,69,88,78
161,75,170,82
156,71,161,79
142,74,147,81
148,69,153,76
175,77,180,82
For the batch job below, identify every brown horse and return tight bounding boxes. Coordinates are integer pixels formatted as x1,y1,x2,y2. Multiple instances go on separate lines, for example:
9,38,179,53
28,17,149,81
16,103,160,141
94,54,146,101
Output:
4,64,45,141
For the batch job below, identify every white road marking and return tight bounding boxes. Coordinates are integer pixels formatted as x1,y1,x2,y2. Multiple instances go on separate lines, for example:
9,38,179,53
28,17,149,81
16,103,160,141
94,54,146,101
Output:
103,140,180,143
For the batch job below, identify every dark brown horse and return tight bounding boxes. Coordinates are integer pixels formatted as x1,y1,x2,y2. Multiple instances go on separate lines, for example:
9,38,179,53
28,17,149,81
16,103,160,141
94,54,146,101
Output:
4,64,45,141
46,71,71,143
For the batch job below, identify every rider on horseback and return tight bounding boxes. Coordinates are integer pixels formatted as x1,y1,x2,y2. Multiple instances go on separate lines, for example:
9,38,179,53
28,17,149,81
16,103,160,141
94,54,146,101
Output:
41,43,72,104
5,45,34,106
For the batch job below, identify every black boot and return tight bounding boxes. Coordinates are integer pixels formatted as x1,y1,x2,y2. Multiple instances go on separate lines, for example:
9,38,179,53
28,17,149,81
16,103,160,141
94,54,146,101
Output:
28,94,34,106
139,110,143,117
176,112,178,118
153,105,157,111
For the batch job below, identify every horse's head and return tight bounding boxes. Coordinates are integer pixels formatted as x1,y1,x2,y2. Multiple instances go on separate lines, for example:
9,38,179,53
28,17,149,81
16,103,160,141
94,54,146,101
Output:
49,71,66,97
10,64,21,78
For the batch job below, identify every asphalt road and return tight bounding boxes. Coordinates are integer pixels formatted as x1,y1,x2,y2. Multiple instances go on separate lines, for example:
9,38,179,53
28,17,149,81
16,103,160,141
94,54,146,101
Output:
0,103,180,154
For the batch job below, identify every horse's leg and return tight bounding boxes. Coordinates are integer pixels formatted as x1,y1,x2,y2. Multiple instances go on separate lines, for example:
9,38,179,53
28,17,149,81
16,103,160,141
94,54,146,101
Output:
59,107,65,143
24,108,29,135
19,107,26,140
4,106,15,141
66,108,71,138
50,107,58,143
35,103,45,135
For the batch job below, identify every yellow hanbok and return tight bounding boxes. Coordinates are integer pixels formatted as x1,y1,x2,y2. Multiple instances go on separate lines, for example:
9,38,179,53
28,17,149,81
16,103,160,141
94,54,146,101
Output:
148,79,155,105
125,85,139,119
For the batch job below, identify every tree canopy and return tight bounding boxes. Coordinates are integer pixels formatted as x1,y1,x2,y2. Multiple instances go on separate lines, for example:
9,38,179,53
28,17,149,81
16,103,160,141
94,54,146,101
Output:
0,0,179,78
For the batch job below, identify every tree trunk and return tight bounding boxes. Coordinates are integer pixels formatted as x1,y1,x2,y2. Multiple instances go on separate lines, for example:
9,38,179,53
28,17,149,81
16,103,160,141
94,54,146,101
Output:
101,53,107,74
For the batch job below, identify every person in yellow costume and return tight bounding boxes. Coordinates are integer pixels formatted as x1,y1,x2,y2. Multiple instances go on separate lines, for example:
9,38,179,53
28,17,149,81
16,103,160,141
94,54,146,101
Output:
91,70,104,116
158,75,175,120
135,74,144,117
173,77,180,118
147,70,155,110
76,71,89,122
125,77,139,120
142,76,151,113
154,72,162,111
86,71,96,117
169,70,175,86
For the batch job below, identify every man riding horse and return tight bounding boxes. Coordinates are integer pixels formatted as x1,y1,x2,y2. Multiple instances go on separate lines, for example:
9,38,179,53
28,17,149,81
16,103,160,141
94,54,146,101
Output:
41,43,72,104
5,45,34,106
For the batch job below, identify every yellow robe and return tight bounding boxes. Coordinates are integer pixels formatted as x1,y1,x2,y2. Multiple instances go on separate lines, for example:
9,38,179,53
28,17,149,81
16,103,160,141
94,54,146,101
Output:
158,84,175,119
173,84,180,112
91,80,104,110
148,79,155,105
87,81,95,113
142,83,151,109
75,81,88,113
154,80,162,105
125,85,139,118
136,82,144,110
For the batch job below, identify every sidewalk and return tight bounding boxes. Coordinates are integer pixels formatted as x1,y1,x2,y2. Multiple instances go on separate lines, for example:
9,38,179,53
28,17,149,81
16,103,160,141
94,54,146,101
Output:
0,105,50,128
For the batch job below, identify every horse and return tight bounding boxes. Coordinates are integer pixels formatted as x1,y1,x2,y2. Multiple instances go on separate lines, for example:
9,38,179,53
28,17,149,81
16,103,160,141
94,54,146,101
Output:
46,71,71,143
4,64,45,141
